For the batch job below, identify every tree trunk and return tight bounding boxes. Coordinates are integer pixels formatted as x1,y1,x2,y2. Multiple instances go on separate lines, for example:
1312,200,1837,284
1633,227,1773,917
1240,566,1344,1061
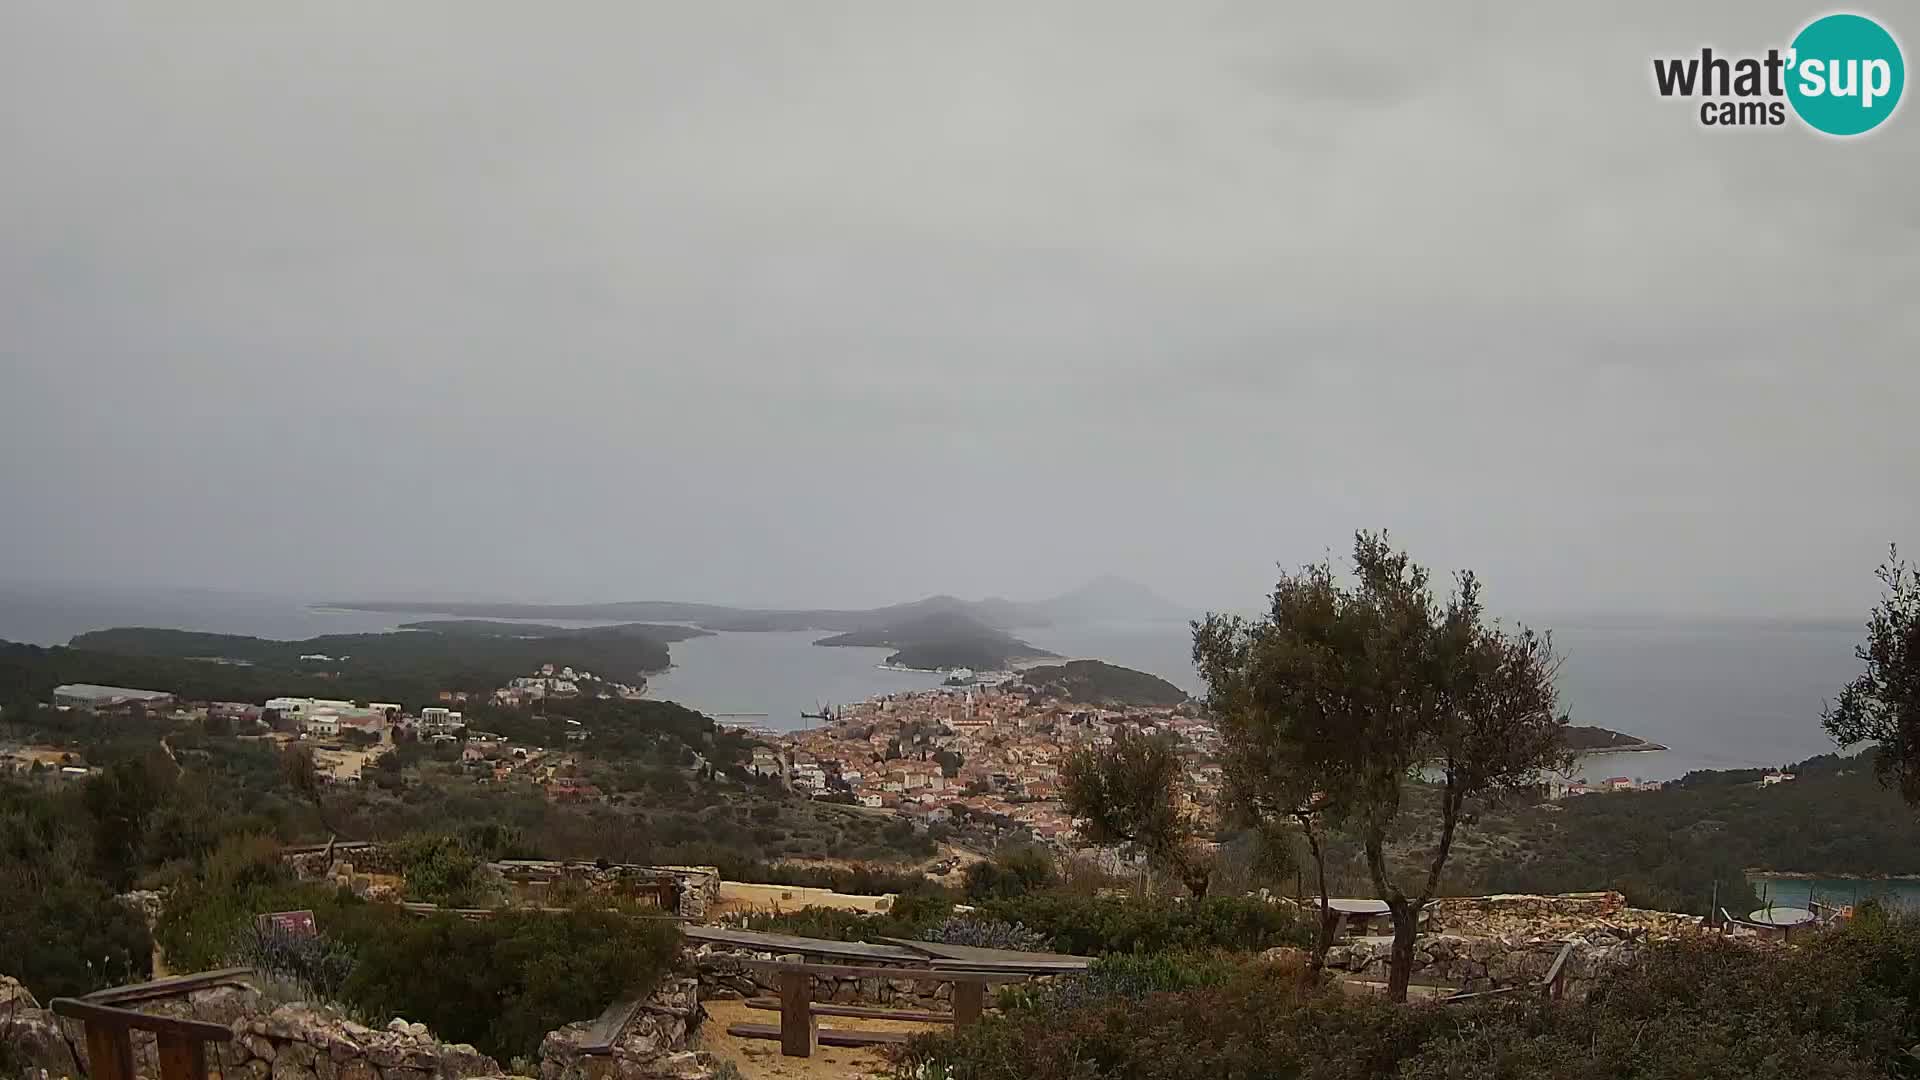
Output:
1302,820,1334,974
1385,900,1420,1002
1175,844,1211,899
1363,829,1418,1003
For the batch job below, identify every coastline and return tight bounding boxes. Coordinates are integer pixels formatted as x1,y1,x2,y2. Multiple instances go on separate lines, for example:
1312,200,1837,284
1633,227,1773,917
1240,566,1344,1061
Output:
1575,741,1670,756
1748,870,1920,881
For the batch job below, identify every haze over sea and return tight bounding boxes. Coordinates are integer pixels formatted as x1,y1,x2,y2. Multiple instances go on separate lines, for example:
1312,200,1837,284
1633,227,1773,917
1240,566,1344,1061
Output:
0,581,1867,785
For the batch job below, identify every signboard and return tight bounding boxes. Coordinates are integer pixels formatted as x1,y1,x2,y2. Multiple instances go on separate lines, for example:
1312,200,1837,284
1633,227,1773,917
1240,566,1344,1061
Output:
256,910,318,938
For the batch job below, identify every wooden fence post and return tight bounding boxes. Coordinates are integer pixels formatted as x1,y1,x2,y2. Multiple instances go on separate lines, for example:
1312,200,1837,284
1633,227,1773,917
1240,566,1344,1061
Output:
953,981,984,1028
779,969,814,1058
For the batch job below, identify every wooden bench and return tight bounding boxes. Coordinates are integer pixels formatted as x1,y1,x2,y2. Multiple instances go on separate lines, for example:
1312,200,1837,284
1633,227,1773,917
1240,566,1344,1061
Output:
724,961,1027,1057
50,998,234,1080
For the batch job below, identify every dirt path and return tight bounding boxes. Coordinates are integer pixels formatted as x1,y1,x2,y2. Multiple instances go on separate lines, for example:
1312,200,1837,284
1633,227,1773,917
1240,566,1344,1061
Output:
693,999,944,1080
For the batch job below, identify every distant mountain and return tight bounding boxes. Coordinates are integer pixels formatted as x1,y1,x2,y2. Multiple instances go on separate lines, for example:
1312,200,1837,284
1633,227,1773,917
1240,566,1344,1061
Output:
813,610,1057,672
1019,659,1189,707
1021,575,1192,623
324,575,1190,634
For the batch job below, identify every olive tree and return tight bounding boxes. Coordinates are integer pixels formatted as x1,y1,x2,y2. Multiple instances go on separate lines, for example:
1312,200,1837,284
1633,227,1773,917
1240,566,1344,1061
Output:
1195,612,1342,971
1060,728,1214,897
1198,532,1570,1001
1823,546,1920,802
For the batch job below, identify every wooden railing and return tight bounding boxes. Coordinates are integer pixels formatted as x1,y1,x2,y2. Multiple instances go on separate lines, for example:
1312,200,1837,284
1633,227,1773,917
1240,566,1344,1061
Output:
48,998,232,1080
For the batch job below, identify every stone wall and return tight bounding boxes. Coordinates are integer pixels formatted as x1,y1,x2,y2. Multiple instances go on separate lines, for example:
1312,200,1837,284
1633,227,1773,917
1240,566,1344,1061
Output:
1,976,79,1080
691,947,957,1012
539,980,719,1080
1322,928,1661,998
0,974,719,1080
281,845,718,920
285,843,405,881
1424,892,1701,938
1307,892,1710,999
219,1005,508,1080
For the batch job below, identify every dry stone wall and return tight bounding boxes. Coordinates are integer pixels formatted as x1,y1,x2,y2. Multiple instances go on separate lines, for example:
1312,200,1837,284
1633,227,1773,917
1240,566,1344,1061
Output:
692,947,956,1011
220,1005,507,1080
0,975,718,1080
1317,892,1709,998
281,846,718,919
539,980,719,1080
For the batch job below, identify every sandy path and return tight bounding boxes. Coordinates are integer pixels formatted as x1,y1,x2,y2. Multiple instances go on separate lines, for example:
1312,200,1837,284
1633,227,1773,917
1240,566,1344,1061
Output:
693,999,946,1080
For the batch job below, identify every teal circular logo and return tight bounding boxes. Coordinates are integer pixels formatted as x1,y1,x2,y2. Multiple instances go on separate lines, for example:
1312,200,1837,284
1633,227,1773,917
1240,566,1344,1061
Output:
1787,14,1904,135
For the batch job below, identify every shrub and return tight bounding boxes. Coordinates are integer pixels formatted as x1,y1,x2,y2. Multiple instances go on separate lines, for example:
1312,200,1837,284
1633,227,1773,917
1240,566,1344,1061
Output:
390,832,488,907
339,908,680,1061
972,893,1304,955
155,839,679,1061
921,916,1052,953
710,856,951,898
995,950,1247,1013
238,924,358,1003
746,892,956,943
898,921,1920,1080
962,847,1058,902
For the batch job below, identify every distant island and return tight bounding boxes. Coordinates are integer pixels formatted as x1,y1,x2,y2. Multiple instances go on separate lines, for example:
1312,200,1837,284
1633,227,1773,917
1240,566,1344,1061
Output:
1564,725,1668,754
396,619,712,644
322,575,1192,634
1018,659,1189,707
19,622,694,707
813,611,1057,672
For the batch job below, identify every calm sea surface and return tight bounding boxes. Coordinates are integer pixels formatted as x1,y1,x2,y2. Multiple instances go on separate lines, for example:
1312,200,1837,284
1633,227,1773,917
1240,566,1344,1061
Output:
0,583,1867,782
1746,876,1920,911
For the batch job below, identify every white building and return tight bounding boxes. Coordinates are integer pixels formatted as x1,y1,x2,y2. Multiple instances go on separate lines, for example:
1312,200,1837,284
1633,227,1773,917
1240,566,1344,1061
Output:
419,707,464,735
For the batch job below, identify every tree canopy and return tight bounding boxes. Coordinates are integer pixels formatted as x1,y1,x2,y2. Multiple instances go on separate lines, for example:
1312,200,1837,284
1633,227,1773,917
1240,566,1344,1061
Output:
1822,545,1920,803
1195,531,1570,1000
1060,728,1214,897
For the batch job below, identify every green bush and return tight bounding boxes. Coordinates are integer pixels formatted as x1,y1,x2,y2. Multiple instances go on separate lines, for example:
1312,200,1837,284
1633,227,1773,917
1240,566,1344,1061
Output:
972,893,1305,955
340,908,679,1061
0,780,155,998
962,847,1058,902
995,950,1243,1012
154,838,678,1061
391,832,487,906
746,890,956,943
898,920,1920,1080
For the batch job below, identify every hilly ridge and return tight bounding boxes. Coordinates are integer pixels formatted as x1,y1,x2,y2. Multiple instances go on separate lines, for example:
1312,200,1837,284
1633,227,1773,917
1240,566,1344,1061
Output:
325,575,1190,633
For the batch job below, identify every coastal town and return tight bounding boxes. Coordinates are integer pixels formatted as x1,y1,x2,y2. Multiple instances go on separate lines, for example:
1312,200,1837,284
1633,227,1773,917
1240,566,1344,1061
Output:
4,665,1747,857
757,681,1215,845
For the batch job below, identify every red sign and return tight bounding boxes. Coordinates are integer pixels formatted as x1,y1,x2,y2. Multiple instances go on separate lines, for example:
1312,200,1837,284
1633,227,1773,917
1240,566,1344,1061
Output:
256,910,318,938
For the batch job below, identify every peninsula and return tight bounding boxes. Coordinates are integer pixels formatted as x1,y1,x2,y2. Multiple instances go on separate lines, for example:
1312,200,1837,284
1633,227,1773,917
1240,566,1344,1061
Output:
813,610,1056,672
1564,724,1668,754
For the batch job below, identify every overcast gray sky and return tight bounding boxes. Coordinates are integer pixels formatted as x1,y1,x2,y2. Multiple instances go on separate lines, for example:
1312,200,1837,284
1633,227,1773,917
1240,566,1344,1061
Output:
3,1,1915,616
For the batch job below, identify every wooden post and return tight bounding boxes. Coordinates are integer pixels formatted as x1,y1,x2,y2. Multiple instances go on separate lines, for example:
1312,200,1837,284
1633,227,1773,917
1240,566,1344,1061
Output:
156,1031,208,1080
953,981,985,1028
83,1020,137,1080
779,969,814,1058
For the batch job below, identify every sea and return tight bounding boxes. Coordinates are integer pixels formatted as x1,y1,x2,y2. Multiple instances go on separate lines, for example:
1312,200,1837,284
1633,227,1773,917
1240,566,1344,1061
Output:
0,581,1870,785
